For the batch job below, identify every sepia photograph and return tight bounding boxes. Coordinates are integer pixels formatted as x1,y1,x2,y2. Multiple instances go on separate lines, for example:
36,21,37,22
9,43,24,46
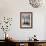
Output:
20,12,33,28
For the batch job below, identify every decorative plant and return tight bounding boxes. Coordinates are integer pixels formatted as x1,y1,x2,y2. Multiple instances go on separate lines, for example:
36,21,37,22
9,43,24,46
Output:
1,17,12,39
29,0,44,8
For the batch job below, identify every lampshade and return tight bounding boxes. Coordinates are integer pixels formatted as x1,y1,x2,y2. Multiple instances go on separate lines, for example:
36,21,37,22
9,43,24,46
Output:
29,0,45,8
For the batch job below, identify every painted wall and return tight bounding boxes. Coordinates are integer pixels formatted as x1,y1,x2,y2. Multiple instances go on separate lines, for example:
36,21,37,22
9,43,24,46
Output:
0,0,46,40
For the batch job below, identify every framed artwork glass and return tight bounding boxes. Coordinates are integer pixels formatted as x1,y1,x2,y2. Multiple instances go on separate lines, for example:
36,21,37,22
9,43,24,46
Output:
20,12,33,29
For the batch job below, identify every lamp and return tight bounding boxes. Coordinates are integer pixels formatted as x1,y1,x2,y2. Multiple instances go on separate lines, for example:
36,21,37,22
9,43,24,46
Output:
29,0,45,8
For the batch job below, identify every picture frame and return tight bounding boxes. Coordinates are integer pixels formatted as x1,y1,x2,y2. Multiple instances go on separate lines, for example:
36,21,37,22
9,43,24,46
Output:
20,12,33,29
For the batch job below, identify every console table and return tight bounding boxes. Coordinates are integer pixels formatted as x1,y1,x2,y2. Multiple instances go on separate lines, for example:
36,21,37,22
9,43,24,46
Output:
5,39,46,46
0,39,46,46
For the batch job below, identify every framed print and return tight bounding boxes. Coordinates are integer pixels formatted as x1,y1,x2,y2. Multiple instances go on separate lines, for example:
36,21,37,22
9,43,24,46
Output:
20,12,33,29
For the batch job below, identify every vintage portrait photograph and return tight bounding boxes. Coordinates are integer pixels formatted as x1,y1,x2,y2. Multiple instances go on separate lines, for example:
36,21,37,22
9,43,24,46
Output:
20,12,33,28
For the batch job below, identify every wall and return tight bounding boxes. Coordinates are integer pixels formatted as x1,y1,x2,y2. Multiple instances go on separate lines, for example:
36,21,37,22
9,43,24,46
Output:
0,0,46,40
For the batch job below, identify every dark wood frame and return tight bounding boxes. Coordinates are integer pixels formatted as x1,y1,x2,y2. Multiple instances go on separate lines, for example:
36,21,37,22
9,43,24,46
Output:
20,12,33,29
